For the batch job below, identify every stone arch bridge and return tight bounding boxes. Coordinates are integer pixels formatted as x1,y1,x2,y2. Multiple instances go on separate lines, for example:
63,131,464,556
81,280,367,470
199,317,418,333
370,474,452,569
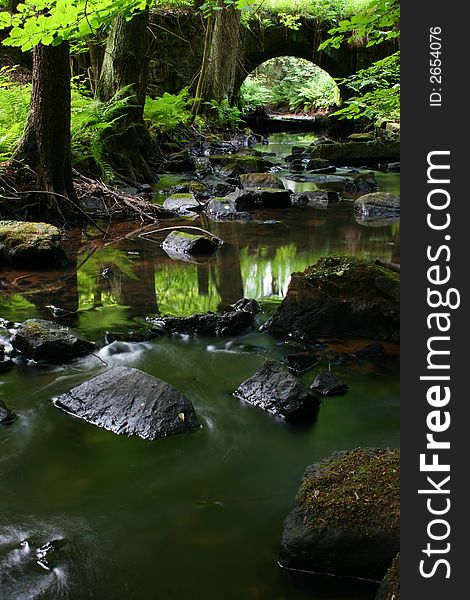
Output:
148,10,397,100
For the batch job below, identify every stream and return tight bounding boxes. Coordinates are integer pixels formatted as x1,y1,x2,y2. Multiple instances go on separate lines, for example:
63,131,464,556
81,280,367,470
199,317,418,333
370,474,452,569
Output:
0,133,400,600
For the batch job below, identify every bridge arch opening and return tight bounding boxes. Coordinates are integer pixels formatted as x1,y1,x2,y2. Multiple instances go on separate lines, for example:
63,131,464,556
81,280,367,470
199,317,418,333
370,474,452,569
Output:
239,57,341,116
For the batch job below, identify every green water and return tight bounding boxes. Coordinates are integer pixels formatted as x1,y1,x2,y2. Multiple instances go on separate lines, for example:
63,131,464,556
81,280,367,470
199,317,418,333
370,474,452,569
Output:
0,133,400,600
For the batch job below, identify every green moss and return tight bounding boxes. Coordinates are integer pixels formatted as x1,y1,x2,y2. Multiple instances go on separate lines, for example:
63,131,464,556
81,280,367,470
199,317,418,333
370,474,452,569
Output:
296,255,400,304
0,220,61,250
297,448,400,534
167,193,195,201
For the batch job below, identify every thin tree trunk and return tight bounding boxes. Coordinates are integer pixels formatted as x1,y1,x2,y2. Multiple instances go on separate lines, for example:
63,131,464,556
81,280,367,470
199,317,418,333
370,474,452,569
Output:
14,42,77,218
201,3,242,106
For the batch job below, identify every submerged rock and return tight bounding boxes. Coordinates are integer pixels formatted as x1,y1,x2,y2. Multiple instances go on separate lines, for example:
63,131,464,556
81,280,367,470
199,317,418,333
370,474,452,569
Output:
279,448,400,580
0,400,17,425
292,191,340,209
148,310,254,337
310,370,349,396
265,256,400,342
11,319,94,362
239,172,285,189
54,366,199,440
355,192,400,221
234,359,320,420
162,231,220,260
376,553,400,600
0,221,65,268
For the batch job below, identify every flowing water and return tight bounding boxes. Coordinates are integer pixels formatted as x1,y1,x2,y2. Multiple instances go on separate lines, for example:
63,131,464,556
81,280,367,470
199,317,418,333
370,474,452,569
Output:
0,133,400,600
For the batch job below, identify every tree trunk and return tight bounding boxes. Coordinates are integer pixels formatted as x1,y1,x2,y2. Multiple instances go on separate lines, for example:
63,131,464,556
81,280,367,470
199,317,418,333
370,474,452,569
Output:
96,10,152,178
201,4,242,106
14,42,76,218
96,9,150,123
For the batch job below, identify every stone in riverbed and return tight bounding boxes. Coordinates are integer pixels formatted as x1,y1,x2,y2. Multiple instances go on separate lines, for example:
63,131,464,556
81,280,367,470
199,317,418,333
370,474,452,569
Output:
11,319,94,362
148,310,254,337
375,553,400,600
344,172,379,195
355,192,400,221
239,173,285,189
0,221,66,268
307,139,400,166
209,154,274,174
162,231,220,260
234,359,320,420
0,400,17,425
54,366,199,440
163,193,201,215
279,448,400,581
265,256,400,342
306,158,330,171
163,151,196,173
225,188,292,210
310,370,349,396
205,197,252,222
292,191,341,209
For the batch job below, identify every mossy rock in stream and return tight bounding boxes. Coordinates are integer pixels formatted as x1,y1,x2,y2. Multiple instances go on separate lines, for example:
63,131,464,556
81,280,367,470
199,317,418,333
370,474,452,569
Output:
11,319,94,363
265,256,400,342
239,173,285,189
161,231,220,260
307,139,400,166
209,154,274,174
279,448,400,581
376,553,400,600
0,221,65,268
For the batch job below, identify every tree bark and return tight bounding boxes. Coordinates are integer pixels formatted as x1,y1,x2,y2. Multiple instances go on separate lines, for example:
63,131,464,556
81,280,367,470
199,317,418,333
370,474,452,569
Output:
14,42,77,218
201,4,242,106
96,9,150,123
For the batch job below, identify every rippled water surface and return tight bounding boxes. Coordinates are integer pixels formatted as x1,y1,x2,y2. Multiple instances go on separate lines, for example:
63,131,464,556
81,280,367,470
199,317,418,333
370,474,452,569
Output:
0,133,400,600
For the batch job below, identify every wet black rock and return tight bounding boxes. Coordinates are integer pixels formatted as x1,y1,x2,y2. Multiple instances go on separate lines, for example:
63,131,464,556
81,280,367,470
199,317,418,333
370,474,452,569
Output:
232,298,261,314
279,448,400,581
285,353,318,375
54,366,199,440
306,158,330,171
292,191,341,209
162,231,221,260
205,197,253,222
10,319,94,362
148,310,255,337
234,359,320,420
225,188,292,210
310,370,349,396
0,400,17,425
354,192,400,221
344,172,379,195
376,553,400,600
163,151,196,173
265,256,400,343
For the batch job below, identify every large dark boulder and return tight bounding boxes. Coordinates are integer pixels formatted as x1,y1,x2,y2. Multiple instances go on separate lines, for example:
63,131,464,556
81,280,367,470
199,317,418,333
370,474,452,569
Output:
0,400,17,425
307,139,400,166
0,221,65,268
279,448,400,581
376,553,400,599
265,256,400,342
355,193,400,222
239,173,285,189
234,359,320,419
148,310,255,337
225,188,292,209
209,154,273,174
54,366,199,440
161,231,220,260
11,319,94,362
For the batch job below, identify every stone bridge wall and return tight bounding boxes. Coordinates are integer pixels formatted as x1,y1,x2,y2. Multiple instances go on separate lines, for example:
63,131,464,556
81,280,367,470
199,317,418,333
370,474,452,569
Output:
148,10,397,100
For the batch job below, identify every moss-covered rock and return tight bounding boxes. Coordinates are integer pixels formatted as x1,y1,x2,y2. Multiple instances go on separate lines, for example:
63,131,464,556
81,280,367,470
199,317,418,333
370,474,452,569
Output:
209,154,274,174
355,193,400,222
163,193,201,215
376,553,400,600
279,448,400,581
307,139,400,166
239,173,285,189
0,221,65,268
265,256,400,342
11,319,94,363
161,231,220,260
348,133,377,142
